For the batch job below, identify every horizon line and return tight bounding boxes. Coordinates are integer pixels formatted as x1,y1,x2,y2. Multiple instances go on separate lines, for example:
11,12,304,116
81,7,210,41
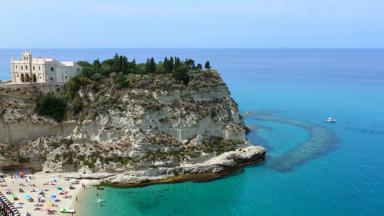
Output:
1,47,384,50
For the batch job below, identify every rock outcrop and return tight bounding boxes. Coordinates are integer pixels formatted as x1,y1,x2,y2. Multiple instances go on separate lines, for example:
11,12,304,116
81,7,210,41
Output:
0,71,265,185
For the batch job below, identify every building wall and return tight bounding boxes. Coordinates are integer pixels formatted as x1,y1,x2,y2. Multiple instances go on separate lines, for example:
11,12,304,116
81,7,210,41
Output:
11,52,81,84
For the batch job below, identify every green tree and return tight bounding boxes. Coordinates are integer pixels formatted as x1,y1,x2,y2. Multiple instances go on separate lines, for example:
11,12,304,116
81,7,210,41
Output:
205,61,211,70
82,66,94,78
77,61,92,68
127,59,137,74
173,65,190,85
112,53,121,72
163,57,173,73
185,59,195,69
196,63,203,70
145,58,156,73
174,57,182,69
93,59,101,70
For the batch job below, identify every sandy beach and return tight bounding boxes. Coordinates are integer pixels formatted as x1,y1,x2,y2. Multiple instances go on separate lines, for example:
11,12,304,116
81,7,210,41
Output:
0,172,99,216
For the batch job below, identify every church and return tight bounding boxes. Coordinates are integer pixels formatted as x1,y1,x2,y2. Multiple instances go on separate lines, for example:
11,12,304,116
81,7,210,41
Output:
10,51,81,84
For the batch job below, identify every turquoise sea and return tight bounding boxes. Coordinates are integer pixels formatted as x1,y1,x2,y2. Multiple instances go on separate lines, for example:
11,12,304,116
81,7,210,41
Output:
1,49,384,216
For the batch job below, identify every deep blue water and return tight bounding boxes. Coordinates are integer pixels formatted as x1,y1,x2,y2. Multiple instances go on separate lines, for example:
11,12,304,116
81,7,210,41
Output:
1,49,384,216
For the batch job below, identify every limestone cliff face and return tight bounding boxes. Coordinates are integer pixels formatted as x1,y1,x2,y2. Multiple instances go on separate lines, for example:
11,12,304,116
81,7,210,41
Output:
0,84,75,145
0,71,265,183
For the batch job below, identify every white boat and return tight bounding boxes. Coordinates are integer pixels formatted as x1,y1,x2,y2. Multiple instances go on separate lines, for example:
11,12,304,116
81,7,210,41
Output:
60,208,75,213
326,117,336,123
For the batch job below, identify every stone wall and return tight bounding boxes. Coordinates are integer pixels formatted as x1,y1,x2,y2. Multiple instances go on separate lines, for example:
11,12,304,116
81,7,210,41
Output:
0,82,65,94
0,120,76,145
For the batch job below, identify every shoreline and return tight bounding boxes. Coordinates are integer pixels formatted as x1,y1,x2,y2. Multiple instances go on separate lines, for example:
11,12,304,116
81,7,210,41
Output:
0,172,99,216
74,156,265,214
0,146,265,215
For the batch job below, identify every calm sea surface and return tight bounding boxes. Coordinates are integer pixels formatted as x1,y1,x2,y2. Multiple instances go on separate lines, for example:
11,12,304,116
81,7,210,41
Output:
1,49,384,216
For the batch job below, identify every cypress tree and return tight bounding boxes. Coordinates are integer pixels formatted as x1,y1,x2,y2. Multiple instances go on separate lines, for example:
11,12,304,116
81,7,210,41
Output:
145,57,156,73
163,57,173,73
174,57,182,69
205,61,211,70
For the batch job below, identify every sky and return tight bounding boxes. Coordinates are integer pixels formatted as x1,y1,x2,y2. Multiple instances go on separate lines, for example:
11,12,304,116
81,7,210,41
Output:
0,0,383,48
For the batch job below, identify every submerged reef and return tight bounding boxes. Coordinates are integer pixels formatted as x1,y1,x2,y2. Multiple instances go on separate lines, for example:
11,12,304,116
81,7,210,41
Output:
244,111,338,172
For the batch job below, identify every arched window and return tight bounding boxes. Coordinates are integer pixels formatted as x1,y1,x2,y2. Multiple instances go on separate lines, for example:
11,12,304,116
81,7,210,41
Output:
32,74,37,83
20,74,25,82
26,65,28,70
33,66,35,71
21,65,23,70
25,74,30,82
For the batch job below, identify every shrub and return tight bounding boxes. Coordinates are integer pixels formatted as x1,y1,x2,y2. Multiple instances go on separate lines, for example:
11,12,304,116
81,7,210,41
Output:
115,75,130,89
91,73,103,81
19,157,30,163
173,65,190,85
66,75,92,99
34,93,67,122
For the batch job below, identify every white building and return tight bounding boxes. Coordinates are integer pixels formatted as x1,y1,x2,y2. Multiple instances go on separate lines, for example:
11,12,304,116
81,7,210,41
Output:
10,51,81,84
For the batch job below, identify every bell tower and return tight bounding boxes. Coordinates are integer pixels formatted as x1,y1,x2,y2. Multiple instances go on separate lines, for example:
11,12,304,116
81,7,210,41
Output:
22,51,33,83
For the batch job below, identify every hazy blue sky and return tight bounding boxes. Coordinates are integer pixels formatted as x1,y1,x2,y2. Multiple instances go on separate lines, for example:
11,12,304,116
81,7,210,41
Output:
0,0,383,48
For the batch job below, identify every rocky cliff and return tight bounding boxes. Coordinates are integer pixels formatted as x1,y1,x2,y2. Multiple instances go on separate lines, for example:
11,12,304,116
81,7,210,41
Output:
0,71,265,185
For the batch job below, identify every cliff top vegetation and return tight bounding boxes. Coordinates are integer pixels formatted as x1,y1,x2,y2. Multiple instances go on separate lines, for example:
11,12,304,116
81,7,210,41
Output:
34,55,223,122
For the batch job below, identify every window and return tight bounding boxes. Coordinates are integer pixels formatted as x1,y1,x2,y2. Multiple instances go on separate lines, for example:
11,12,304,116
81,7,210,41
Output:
21,65,23,70
65,76,68,79
26,65,28,70
15,65,18,69
33,66,35,71
50,77,53,81
39,66,41,71
50,67,54,72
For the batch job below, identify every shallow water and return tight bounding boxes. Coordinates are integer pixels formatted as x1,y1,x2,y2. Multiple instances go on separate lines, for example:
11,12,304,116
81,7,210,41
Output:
1,49,384,215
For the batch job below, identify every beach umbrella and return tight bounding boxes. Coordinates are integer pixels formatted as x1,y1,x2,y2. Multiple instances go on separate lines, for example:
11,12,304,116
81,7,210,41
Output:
50,195,57,199
44,201,52,209
23,194,32,199
57,186,63,190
